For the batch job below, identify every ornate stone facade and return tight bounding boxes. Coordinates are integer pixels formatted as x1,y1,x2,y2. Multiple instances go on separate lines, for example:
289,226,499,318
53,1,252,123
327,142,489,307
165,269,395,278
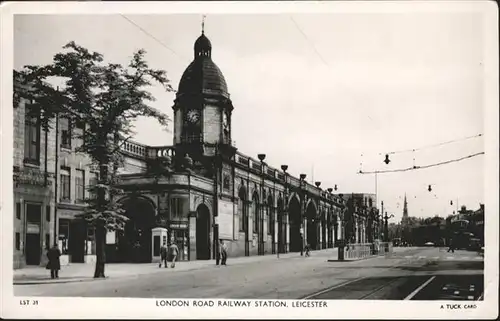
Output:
13,30,378,266
113,31,377,262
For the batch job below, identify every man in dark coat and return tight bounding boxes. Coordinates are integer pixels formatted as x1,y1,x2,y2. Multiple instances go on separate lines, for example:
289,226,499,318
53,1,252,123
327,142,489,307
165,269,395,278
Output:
47,243,61,279
447,237,455,253
159,242,168,268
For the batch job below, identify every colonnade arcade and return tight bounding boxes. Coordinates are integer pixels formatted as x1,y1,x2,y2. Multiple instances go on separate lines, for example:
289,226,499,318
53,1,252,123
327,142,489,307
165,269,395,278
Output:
235,183,342,254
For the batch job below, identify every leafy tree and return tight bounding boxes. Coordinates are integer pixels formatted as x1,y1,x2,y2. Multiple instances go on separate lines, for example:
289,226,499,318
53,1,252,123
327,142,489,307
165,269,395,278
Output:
14,42,173,278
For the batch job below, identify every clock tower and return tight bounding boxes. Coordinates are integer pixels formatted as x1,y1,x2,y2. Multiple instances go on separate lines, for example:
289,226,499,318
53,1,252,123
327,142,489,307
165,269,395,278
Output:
173,28,235,170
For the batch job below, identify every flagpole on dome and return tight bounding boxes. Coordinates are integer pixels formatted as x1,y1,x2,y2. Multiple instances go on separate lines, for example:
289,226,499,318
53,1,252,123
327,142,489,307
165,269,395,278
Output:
202,14,206,34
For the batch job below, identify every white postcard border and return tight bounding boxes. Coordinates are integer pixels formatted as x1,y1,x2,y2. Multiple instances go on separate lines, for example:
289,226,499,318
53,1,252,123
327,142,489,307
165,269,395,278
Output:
1,1,498,319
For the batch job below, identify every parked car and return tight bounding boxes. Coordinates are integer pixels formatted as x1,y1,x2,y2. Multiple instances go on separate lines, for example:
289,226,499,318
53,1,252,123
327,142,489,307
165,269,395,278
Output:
424,241,434,247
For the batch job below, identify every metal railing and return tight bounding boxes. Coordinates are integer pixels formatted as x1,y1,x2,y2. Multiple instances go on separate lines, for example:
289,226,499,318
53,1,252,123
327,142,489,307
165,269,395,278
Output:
342,242,393,260
344,243,373,260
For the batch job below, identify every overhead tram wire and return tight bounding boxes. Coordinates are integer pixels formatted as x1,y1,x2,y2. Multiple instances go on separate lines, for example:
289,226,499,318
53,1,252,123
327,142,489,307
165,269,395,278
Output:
358,151,484,175
380,133,483,156
289,16,330,67
289,15,374,123
120,14,186,61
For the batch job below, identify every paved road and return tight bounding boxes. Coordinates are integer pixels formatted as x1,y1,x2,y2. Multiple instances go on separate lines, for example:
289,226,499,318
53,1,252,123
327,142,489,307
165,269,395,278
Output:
14,247,483,300
305,247,484,300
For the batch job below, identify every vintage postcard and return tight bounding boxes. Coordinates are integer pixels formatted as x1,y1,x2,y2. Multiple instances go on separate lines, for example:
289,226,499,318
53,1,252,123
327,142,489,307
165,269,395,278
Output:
1,1,498,319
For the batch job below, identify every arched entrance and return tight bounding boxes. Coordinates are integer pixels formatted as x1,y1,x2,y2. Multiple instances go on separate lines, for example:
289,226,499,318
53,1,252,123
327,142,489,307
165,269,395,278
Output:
268,195,274,254
288,196,301,252
196,204,211,260
322,211,327,249
277,198,285,253
329,213,335,248
117,197,156,263
238,186,249,256
251,192,263,255
306,202,318,250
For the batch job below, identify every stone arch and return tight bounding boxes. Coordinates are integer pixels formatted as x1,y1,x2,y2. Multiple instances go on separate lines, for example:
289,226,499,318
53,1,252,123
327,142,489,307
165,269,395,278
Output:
193,197,212,217
287,192,300,208
117,194,157,212
249,182,258,200
305,199,318,216
116,195,157,263
195,203,211,260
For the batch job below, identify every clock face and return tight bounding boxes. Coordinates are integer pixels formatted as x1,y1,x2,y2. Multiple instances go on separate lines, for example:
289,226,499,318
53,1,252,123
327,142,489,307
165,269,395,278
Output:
186,109,200,124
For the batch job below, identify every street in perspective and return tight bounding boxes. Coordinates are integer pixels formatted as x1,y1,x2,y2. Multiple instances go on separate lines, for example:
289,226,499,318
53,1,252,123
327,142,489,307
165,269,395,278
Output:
15,246,484,300
10,10,487,305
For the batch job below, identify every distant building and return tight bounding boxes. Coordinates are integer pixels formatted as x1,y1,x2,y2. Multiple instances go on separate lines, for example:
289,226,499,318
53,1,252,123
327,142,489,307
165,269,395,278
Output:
337,193,379,243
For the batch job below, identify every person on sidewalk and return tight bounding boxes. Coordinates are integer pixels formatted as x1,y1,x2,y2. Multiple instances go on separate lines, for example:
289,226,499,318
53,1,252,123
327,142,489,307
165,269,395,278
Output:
305,244,311,257
220,240,228,266
168,241,179,268
46,243,61,279
447,237,455,253
159,242,168,268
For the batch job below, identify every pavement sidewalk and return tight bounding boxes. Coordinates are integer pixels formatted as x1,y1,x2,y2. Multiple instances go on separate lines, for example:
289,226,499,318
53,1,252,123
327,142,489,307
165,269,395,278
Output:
14,248,339,285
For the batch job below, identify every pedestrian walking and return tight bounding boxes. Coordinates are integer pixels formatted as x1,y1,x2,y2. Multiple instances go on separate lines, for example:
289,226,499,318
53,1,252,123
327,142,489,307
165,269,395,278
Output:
168,241,179,268
159,242,168,268
305,244,311,257
220,240,228,266
447,238,455,253
46,243,61,279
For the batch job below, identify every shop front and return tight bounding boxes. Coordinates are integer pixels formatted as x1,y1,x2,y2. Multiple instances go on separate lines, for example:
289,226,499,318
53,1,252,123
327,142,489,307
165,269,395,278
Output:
13,167,53,269
57,206,96,265
169,221,189,261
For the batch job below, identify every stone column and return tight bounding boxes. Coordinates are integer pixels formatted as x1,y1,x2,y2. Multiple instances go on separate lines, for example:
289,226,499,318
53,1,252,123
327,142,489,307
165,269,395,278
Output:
303,218,307,249
285,215,290,253
274,210,278,253
319,221,323,249
355,220,359,243
321,223,330,249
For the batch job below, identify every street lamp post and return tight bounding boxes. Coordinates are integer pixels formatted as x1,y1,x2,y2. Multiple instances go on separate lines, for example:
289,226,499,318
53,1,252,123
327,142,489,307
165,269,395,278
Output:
315,181,321,250
327,188,333,248
258,154,266,256
299,173,306,256
280,164,288,259
384,212,394,252
380,201,384,241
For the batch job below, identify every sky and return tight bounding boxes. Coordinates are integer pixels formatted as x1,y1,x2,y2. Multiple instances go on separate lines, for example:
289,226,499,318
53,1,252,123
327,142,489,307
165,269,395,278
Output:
13,11,487,222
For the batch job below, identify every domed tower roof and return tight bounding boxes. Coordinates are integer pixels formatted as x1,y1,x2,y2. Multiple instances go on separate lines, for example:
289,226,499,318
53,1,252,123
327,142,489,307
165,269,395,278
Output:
177,32,229,100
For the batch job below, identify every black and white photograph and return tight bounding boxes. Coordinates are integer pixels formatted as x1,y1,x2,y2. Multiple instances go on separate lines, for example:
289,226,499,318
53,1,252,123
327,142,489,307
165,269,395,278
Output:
1,1,498,319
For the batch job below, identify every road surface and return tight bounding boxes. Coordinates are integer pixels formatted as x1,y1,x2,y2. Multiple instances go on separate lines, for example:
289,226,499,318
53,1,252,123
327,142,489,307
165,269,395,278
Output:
14,247,483,300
